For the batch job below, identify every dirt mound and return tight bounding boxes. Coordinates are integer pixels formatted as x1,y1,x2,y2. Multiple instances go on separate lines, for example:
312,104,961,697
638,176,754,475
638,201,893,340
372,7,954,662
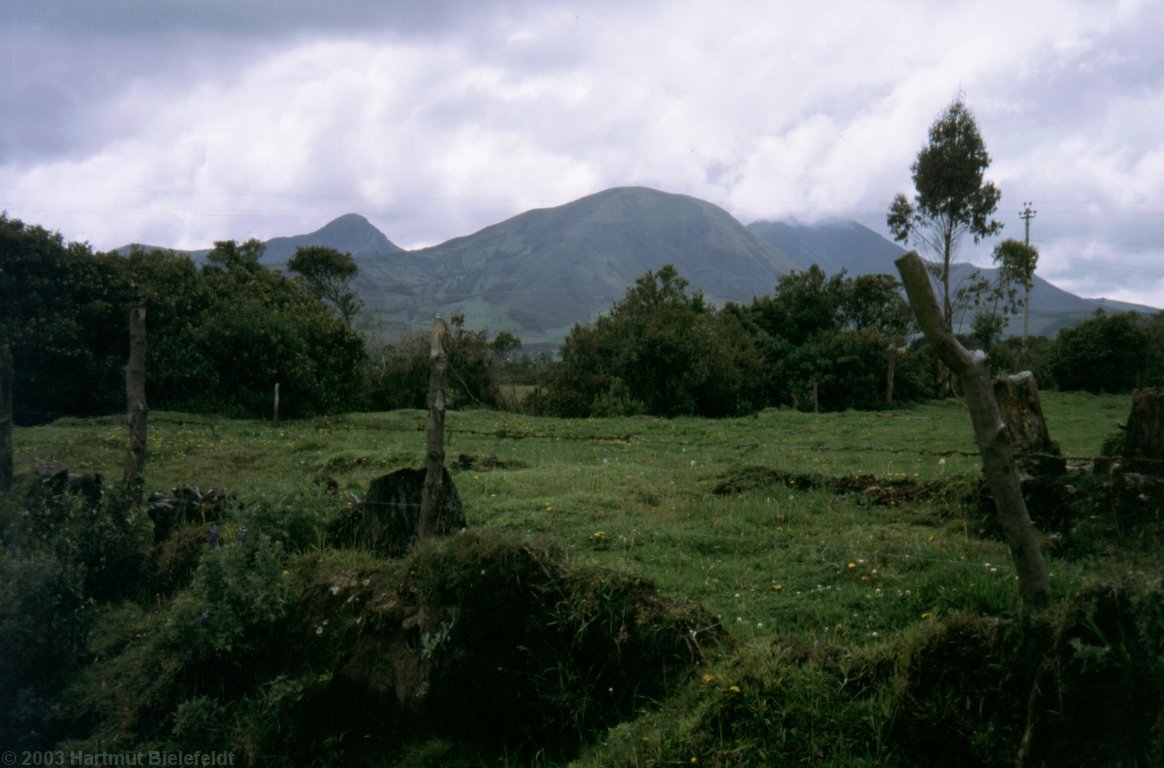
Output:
712,465,970,508
292,531,727,760
889,579,1164,766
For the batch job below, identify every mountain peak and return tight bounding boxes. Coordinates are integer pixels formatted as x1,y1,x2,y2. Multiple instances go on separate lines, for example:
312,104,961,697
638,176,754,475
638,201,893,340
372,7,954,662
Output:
262,213,402,263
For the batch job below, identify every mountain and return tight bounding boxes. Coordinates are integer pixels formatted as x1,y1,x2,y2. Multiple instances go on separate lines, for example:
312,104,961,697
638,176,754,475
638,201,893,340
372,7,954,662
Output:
118,188,1159,351
748,219,1159,337
747,219,903,276
352,187,798,348
262,213,402,264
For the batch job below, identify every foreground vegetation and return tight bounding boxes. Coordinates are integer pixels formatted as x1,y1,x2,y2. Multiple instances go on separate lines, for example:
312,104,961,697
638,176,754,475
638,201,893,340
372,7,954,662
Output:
2,391,1161,765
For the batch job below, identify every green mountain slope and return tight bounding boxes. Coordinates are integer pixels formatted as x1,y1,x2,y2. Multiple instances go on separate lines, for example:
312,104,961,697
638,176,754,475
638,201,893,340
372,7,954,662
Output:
354,187,797,348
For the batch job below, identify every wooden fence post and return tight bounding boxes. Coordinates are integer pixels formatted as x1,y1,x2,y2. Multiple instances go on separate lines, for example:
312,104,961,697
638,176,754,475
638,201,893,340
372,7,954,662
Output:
273,382,280,425
419,316,449,539
124,307,148,509
896,252,1052,611
0,345,12,493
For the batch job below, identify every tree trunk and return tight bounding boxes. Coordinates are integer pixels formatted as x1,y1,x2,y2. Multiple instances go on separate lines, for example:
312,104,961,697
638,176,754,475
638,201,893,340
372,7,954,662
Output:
419,317,457,539
0,345,12,493
896,252,1052,611
124,307,148,509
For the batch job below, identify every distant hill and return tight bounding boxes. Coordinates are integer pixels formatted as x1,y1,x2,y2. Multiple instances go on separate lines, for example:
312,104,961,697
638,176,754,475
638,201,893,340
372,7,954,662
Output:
748,218,1159,338
352,187,797,348
116,213,401,265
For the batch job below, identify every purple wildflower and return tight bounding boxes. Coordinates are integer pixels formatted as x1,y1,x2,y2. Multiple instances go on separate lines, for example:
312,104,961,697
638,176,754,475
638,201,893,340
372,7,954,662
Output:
237,524,247,542
208,525,219,548
199,611,209,628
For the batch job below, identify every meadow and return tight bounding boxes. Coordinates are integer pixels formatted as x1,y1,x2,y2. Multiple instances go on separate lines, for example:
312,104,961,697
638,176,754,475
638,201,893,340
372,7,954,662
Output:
5,390,1161,766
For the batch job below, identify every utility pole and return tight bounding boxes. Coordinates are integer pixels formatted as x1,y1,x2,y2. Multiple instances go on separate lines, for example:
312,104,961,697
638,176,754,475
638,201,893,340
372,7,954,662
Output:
1020,202,1037,247
1019,203,1037,347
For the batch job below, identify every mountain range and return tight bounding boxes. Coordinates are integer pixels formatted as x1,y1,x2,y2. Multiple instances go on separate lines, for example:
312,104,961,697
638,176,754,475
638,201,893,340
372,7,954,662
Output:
123,186,1158,351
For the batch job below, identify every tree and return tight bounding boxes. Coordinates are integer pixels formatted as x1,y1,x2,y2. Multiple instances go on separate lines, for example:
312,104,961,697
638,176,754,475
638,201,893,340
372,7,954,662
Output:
896,250,1051,610
969,310,1008,353
287,245,364,328
743,268,918,409
490,331,522,364
991,238,1039,344
204,238,265,274
1050,311,1150,393
543,265,765,418
0,215,133,421
838,273,915,404
196,247,367,417
887,97,1003,330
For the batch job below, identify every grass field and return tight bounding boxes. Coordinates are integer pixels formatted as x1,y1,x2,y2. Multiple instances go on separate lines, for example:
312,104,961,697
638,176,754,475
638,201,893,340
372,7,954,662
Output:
5,390,1160,766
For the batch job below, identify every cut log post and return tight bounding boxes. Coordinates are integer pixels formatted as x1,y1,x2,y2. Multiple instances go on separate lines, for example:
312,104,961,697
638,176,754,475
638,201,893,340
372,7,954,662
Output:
993,372,1065,478
352,467,463,555
0,345,12,493
419,316,454,540
896,252,1052,611
1124,388,1164,476
124,307,148,509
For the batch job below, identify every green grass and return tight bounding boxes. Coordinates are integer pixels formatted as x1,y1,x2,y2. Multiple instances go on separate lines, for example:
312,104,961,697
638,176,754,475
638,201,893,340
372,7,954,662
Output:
6,391,1157,765
8,393,1135,641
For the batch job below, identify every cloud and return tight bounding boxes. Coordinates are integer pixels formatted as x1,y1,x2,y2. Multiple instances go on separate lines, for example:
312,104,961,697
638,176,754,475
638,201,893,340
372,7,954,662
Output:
2,0,1162,306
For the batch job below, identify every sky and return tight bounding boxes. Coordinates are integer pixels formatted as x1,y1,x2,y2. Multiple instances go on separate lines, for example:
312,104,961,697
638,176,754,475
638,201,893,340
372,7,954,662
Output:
3,0,1163,308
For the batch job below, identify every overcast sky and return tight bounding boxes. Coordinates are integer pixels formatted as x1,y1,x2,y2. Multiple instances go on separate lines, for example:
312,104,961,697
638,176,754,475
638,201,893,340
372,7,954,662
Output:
3,0,1163,307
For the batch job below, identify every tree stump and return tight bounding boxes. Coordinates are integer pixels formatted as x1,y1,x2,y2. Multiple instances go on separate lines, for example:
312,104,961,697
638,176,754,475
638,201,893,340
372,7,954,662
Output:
1107,388,1164,524
1124,388,1164,476
355,467,464,556
994,372,1066,477
993,371,1068,531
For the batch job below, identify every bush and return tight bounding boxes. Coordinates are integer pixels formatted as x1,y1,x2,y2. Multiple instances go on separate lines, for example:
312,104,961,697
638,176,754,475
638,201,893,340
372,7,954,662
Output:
1050,311,1151,393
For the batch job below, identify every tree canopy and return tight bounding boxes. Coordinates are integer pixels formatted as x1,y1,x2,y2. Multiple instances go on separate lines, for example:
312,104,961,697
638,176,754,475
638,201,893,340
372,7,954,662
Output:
536,264,925,417
887,97,1003,329
287,245,364,328
0,215,366,422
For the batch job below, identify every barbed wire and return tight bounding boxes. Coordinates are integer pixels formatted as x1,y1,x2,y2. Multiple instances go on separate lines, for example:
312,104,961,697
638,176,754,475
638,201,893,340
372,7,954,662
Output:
316,419,1146,466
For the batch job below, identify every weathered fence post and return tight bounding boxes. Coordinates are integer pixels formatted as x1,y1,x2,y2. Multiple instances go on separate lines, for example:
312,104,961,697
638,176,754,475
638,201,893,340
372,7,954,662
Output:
896,252,1052,611
0,345,12,493
124,307,148,509
419,316,450,539
273,382,280,425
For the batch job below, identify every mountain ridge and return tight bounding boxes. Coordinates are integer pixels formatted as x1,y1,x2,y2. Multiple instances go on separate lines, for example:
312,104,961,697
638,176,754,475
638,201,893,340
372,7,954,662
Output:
747,218,1157,338
117,186,1159,350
